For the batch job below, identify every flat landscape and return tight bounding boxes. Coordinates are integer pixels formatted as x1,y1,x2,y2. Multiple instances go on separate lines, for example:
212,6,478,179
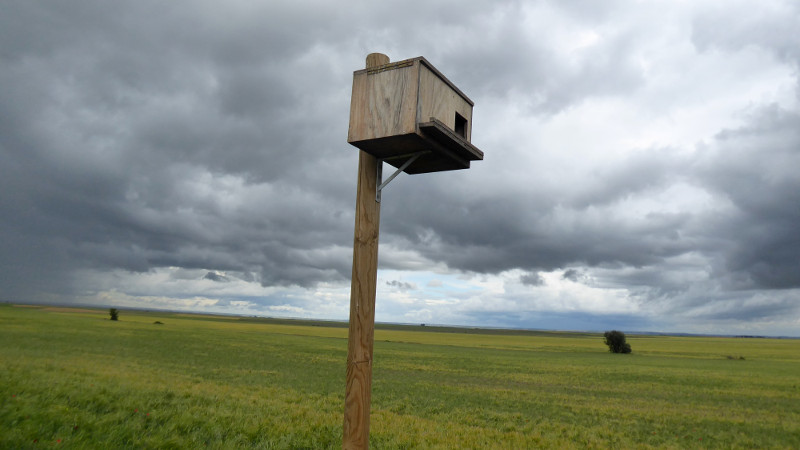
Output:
1,304,798,448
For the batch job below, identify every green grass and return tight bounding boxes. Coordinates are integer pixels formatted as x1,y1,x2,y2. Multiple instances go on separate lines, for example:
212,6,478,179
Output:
1,304,799,448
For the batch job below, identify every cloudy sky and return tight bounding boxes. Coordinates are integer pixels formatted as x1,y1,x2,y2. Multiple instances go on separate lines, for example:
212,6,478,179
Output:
2,0,799,336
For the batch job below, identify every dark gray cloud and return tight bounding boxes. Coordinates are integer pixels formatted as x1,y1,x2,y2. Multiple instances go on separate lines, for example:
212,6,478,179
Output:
204,271,229,282
520,272,545,286
693,106,800,289
1,0,799,335
386,280,416,292
562,269,583,282
0,0,360,299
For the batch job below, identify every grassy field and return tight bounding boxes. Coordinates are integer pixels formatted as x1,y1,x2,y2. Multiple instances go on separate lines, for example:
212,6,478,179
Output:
1,304,799,448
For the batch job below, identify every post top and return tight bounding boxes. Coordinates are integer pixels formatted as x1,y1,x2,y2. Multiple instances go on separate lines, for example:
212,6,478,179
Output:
366,53,389,68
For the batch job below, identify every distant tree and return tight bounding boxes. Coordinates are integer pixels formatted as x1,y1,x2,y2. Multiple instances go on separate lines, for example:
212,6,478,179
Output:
109,308,119,321
604,330,631,354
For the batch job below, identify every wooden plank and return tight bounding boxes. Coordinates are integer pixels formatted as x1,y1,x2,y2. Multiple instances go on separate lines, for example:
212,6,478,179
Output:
348,119,484,174
418,118,484,162
343,52,387,450
415,57,474,106
417,63,473,141
347,60,418,143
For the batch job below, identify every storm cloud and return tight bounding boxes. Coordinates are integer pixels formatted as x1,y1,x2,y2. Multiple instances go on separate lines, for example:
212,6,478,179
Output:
1,0,798,335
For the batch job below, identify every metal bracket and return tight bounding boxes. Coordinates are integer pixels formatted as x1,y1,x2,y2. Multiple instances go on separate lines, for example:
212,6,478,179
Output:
376,152,427,202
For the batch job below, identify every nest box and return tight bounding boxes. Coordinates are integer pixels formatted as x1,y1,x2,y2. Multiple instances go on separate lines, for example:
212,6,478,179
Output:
347,56,484,174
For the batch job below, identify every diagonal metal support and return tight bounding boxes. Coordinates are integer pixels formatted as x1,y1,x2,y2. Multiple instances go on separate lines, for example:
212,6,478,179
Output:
375,152,426,202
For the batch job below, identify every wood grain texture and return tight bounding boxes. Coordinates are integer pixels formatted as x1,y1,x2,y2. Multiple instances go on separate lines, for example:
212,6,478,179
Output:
348,62,418,143
417,64,473,141
365,53,389,68
343,53,385,450
348,56,475,149
346,56,482,175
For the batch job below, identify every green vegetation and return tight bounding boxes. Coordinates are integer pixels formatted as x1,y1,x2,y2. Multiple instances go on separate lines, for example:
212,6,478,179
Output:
604,330,632,353
109,308,119,321
2,304,799,448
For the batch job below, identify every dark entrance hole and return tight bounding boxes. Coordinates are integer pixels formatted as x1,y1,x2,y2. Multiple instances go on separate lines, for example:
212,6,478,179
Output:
454,112,468,138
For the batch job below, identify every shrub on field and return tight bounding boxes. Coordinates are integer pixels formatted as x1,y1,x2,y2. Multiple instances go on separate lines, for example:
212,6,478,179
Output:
109,308,119,321
603,330,631,354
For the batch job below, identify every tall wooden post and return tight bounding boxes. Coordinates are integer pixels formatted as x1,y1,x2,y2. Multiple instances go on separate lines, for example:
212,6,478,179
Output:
343,52,388,450
343,52,483,449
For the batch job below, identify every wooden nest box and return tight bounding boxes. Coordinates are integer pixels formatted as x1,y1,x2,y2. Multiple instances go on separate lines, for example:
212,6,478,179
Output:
347,56,484,174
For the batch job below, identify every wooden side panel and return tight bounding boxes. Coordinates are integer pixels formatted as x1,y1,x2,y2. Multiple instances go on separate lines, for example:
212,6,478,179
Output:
418,64,473,141
347,63,419,142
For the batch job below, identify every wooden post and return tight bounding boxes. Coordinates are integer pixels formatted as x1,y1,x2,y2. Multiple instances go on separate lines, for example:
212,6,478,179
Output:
343,52,389,450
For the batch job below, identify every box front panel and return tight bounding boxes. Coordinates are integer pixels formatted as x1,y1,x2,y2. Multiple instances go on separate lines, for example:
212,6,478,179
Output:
347,62,419,143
